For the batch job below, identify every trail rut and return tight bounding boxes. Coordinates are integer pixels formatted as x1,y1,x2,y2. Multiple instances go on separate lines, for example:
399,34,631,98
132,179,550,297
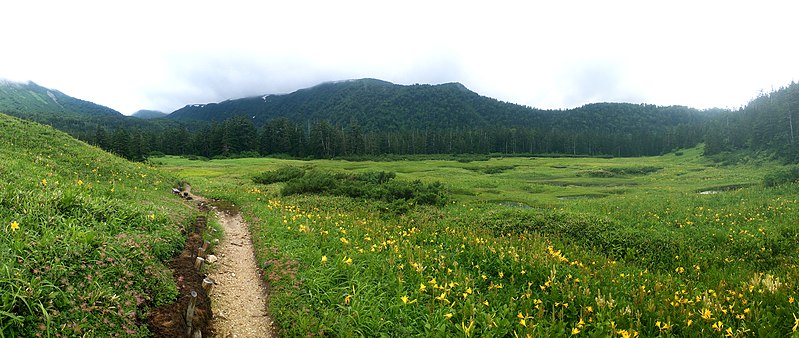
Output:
180,187,275,338
207,207,274,337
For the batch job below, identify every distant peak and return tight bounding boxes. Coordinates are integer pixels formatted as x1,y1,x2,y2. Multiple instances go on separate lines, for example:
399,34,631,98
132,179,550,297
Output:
317,78,395,87
131,109,167,119
0,78,29,87
439,82,470,91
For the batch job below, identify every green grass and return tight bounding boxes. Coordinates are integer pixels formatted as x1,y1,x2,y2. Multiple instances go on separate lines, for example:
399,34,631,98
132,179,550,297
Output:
0,114,196,337
158,147,799,337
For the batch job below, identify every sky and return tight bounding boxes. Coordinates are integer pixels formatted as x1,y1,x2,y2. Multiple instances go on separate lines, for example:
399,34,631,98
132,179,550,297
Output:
1,1,798,115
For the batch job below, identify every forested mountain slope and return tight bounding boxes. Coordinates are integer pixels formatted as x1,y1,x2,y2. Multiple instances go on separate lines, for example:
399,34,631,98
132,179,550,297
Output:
169,78,715,133
704,81,799,162
0,78,727,159
132,109,168,119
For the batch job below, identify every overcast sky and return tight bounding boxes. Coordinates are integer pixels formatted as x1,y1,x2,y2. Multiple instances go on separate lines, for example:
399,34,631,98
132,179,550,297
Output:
2,1,798,115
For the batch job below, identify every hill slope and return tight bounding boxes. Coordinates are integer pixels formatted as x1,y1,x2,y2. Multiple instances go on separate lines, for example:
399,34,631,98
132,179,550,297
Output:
704,81,799,162
132,109,168,119
168,78,716,133
0,79,121,117
0,113,194,336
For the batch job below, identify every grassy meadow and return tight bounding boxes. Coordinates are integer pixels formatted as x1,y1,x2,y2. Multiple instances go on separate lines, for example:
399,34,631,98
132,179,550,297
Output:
157,148,799,337
0,114,197,337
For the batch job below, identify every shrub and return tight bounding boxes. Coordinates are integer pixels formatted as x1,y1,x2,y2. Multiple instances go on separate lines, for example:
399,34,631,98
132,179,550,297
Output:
279,170,447,208
578,170,615,178
252,166,306,185
281,170,335,195
763,164,799,187
606,166,662,176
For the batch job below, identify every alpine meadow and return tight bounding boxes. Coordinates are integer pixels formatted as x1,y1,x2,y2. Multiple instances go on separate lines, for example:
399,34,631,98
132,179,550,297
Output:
154,146,799,337
1,77,799,337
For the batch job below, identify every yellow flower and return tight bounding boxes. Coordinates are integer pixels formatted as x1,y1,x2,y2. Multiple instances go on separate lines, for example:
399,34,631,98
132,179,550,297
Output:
148,214,155,220
41,179,47,186
321,255,328,264
656,321,672,331
519,318,527,327
344,294,352,305
444,313,453,319
435,292,449,303
793,313,799,332
571,327,580,335
790,296,795,304
343,257,353,265
9,221,19,232
701,308,713,320
419,283,426,291
712,320,723,332
400,295,417,305
340,237,350,245
686,319,693,327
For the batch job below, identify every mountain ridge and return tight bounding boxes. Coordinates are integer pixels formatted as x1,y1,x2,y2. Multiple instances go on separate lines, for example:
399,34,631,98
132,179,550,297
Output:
167,78,715,134
132,109,168,119
0,79,122,117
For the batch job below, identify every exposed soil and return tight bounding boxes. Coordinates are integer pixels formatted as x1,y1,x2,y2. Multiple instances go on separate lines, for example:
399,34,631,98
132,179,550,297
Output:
206,207,275,338
189,185,274,337
148,216,213,337
148,186,274,337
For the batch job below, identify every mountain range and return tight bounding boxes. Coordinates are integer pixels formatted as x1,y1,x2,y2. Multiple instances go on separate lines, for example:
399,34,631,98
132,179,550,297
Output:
167,78,719,133
1,77,797,161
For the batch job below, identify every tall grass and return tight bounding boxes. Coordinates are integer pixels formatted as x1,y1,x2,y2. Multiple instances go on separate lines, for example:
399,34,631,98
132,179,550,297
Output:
0,114,195,337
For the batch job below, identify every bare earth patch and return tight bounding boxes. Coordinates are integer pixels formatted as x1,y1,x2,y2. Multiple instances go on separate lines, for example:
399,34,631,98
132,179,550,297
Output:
207,206,275,338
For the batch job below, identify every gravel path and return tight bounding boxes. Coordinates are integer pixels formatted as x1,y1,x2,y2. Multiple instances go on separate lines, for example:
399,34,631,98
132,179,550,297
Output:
207,207,274,337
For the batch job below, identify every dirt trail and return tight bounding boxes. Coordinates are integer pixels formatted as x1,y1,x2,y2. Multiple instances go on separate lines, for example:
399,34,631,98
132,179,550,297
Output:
189,191,274,337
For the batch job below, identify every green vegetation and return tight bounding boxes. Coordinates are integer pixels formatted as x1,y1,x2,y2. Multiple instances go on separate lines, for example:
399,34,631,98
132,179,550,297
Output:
0,114,195,336
167,80,712,158
254,167,446,212
252,166,307,185
705,81,799,162
159,146,799,337
764,164,799,187
9,78,799,166
3,79,715,162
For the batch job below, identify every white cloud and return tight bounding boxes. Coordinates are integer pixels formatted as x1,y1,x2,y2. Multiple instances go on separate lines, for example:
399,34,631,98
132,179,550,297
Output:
1,0,797,114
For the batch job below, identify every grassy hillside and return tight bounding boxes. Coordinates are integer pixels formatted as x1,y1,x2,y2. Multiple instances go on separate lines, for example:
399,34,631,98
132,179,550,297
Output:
0,114,195,336
0,80,121,117
158,150,799,337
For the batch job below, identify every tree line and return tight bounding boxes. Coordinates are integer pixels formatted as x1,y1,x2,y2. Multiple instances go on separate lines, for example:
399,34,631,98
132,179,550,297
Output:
84,115,705,160
703,81,799,162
